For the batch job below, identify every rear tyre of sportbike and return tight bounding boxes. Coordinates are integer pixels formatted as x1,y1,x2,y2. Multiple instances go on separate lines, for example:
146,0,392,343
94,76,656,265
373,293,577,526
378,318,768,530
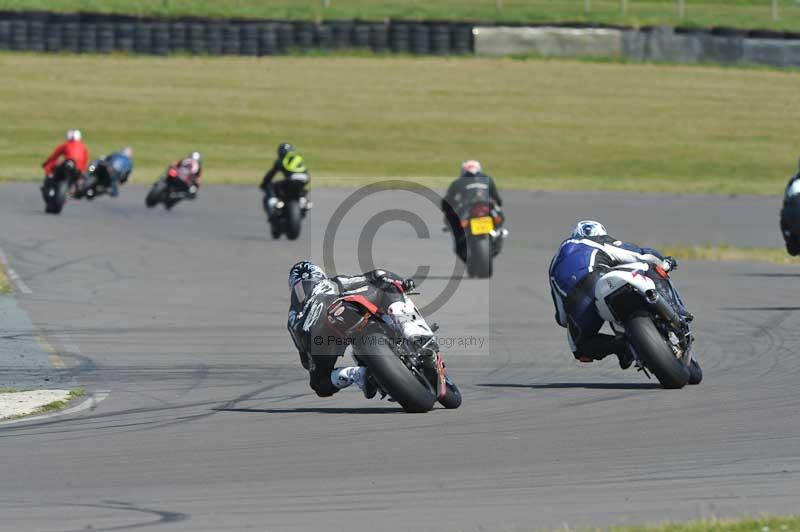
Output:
269,219,281,240
688,358,703,385
285,200,302,240
45,181,68,215
785,234,800,256
438,376,462,409
625,313,689,389
354,333,437,413
145,181,166,208
466,236,492,278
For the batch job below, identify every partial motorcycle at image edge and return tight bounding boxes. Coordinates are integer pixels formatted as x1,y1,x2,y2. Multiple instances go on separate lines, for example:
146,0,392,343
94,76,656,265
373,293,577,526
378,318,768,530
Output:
448,200,508,278
780,177,800,256
265,175,311,240
40,159,80,214
294,287,462,413
145,166,197,210
595,261,702,389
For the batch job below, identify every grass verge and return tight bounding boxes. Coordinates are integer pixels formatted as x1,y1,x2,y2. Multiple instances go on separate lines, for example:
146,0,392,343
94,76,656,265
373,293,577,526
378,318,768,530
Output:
32,387,86,415
2,0,800,31
606,515,800,532
657,244,797,265
1,52,797,195
0,262,10,294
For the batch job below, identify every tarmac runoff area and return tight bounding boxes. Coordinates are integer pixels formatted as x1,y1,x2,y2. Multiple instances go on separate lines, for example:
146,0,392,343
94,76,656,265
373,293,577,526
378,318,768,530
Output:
0,182,797,532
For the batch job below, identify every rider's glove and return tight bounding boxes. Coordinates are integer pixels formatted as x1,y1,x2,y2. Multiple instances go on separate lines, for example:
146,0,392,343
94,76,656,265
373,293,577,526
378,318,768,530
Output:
662,256,678,272
402,278,416,293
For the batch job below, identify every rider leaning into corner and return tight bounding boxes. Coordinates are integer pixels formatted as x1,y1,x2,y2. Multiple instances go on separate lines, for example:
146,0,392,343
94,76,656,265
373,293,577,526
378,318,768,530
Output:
780,157,800,255
549,220,686,369
170,151,202,198
441,160,507,260
42,129,89,180
98,147,134,197
259,142,310,219
286,261,419,400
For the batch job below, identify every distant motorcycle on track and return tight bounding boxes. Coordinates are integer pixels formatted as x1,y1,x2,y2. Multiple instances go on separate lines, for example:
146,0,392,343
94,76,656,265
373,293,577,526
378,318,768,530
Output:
145,166,197,210
41,159,81,215
74,158,128,201
595,260,702,389
266,175,311,240
446,200,508,278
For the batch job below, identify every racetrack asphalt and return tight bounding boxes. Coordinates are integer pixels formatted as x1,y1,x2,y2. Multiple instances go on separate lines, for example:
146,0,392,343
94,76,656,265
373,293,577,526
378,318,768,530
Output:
0,182,797,532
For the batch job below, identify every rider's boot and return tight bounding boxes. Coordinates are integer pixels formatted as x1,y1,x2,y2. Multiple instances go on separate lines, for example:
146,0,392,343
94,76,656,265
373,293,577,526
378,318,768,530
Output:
330,366,377,399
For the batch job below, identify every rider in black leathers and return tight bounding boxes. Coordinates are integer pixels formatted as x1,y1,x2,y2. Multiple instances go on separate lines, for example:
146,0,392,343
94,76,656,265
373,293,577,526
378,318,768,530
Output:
287,261,416,400
260,142,310,219
441,160,504,261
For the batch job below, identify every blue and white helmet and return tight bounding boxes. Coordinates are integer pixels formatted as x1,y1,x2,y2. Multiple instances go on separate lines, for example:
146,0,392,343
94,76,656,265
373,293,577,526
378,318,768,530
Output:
288,260,327,288
572,220,607,238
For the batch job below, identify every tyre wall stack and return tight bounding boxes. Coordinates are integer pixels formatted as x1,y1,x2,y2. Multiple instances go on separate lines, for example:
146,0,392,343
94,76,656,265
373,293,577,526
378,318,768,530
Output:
0,11,474,56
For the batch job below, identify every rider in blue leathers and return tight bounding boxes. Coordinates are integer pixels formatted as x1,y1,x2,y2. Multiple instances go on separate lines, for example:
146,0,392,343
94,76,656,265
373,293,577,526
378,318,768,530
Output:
549,220,679,368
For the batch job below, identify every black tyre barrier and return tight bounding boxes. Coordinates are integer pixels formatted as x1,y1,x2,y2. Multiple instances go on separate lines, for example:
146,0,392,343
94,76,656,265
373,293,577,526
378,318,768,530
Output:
151,22,170,55
10,20,27,51
28,20,45,52
315,24,333,49
97,22,114,53
241,24,258,56
353,23,370,48
188,22,206,54
748,29,785,40
276,23,294,53
451,24,473,54
410,23,430,55
205,22,223,55
170,22,187,53
134,22,151,54
45,21,62,51
369,23,389,53
330,20,353,49
431,24,450,54
0,13,478,56
62,21,80,53
294,21,315,50
79,22,97,53
259,23,278,55
0,20,10,50
222,24,240,55
390,23,410,53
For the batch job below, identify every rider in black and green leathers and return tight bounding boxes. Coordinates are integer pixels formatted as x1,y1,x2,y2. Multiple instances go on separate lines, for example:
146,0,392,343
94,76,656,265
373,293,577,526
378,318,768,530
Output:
259,142,310,219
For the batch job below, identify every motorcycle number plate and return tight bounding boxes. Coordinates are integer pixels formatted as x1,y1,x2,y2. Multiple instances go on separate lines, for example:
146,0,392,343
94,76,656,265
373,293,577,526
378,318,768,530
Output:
469,216,494,235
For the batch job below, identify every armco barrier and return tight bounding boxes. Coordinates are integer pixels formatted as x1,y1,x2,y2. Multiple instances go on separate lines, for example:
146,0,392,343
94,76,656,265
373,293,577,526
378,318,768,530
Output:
0,11,474,56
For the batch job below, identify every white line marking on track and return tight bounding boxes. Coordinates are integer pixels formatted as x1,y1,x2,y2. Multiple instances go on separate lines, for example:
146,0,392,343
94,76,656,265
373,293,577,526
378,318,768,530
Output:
0,246,32,294
0,390,110,427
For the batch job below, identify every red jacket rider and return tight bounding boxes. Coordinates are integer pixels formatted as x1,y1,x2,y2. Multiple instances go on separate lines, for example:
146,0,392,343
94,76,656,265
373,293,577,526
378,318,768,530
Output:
43,129,89,176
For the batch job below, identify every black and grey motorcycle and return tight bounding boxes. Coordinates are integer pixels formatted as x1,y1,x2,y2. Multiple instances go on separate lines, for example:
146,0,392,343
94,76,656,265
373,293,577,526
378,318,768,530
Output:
447,200,508,278
74,159,126,200
594,261,702,389
41,159,80,215
265,176,311,240
780,161,800,255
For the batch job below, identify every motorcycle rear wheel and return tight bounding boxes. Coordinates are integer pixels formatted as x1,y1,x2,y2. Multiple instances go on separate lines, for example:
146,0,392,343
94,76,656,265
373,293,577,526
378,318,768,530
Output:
625,313,689,389
285,200,302,240
355,333,436,413
466,236,492,278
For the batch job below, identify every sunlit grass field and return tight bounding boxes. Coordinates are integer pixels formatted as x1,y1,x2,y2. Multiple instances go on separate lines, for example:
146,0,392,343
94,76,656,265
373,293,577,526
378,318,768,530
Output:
2,52,798,195
2,0,800,30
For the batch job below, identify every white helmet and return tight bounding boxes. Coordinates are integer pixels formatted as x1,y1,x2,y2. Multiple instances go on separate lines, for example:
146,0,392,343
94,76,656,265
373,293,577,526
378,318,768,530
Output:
460,160,482,176
65,129,74,141
572,220,607,238
121,146,133,158
71,129,82,141
191,151,201,163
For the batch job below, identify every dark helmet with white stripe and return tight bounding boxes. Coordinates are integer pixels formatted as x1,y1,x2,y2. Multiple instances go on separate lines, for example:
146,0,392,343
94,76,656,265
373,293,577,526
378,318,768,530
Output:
278,142,294,158
572,220,607,238
288,260,327,288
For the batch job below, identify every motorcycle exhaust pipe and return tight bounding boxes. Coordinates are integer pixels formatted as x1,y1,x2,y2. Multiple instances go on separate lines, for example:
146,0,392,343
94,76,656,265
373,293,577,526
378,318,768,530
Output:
645,289,686,331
